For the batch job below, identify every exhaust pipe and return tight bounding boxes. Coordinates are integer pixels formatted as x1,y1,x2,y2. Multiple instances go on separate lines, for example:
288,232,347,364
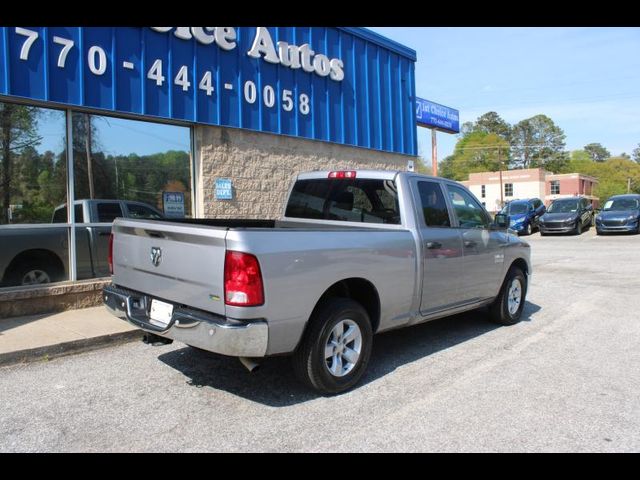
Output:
239,357,260,373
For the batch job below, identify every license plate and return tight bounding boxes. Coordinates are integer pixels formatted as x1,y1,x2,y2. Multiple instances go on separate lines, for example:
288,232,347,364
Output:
149,299,173,328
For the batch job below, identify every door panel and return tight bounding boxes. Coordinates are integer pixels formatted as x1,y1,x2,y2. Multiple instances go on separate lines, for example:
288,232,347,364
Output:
445,184,507,302
413,180,465,315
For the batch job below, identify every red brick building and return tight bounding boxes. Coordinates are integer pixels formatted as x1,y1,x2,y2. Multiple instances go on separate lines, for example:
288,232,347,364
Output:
462,168,599,212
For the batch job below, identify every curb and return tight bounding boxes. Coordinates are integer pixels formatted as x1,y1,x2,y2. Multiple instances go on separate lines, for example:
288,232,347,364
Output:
0,330,144,368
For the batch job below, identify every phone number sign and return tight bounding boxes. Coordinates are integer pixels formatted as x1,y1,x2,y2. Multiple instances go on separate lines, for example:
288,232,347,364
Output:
0,26,418,156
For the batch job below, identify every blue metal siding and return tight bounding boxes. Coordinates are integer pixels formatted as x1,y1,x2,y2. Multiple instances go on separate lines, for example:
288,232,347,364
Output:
0,26,417,156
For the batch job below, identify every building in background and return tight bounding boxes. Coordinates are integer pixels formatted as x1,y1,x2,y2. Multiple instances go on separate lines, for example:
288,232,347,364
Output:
461,168,599,213
0,26,418,315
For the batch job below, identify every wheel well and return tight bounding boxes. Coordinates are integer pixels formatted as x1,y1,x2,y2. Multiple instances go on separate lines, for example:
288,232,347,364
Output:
312,278,381,334
510,258,529,277
3,249,66,283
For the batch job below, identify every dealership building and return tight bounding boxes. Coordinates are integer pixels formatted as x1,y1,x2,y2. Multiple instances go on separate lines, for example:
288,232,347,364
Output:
461,168,599,213
0,27,418,316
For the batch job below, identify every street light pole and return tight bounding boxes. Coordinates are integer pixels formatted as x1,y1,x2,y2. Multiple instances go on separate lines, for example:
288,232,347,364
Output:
431,129,438,177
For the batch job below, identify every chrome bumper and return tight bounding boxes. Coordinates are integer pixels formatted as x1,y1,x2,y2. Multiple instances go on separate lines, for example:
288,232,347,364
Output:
103,284,268,357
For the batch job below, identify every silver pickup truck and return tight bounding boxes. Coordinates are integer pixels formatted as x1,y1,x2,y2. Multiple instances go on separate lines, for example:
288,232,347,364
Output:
104,170,531,394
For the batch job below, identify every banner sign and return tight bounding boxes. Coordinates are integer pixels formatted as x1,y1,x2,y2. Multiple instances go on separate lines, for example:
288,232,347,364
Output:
415,97,459,134
0,26,417,155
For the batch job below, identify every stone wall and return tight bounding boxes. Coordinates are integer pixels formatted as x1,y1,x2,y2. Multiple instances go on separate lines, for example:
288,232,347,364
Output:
196,126,413,218
0,279,110,318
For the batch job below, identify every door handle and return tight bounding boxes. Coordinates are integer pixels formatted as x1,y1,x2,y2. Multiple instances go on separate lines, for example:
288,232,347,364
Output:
426,241,442,250
464,240,477,248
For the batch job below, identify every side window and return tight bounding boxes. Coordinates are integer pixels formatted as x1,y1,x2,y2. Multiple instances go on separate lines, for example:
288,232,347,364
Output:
52,207,67,223
74,204,84,223
127,203,163,219
446,184,491,229
417,181,451,227
97,203,123,223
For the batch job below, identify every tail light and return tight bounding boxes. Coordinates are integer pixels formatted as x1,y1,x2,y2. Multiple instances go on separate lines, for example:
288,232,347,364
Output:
108,233,114,274
224,251,264,307
328,171,356,179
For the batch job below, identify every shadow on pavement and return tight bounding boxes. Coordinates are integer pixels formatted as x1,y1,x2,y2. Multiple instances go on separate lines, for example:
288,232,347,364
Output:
158,301,541,407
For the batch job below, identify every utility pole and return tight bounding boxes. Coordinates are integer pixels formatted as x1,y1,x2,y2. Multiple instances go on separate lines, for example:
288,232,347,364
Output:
498,146,504,209
431,129,438,177
628,177,632,193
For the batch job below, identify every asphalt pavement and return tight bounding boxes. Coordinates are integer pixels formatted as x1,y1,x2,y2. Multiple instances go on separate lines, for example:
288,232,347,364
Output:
1,227,639,452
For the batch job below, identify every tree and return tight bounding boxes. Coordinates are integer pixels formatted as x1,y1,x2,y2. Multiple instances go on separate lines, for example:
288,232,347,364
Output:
439,131,509,181
461,112,511,141
632,144,640,163
510,115,566,169
0,103,42,223
584,143,610,162
474,111,511,141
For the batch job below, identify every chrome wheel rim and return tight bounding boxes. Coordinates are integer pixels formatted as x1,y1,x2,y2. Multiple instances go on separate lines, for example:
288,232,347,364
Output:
324,319,362,377
507,278,523,316
21,269,51,285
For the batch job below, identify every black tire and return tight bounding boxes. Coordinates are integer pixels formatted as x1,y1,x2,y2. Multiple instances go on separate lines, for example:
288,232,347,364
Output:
523,223,532,236
573,220,582,235
540,231,547,236
8,260,60,287
489,267,527,326
596,229,603,236
293,298,373,395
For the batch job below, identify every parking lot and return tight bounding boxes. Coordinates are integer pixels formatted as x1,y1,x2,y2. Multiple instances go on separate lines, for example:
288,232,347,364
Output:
1,226,639,452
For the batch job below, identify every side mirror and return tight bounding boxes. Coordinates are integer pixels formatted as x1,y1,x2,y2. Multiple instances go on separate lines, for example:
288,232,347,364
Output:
494,213,509,229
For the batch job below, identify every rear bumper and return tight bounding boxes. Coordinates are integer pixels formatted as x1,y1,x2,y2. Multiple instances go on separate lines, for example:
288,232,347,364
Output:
103,284,268,357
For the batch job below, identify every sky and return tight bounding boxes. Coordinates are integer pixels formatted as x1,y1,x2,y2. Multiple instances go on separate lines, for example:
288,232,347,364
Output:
34,27,640,164
369,27,640,165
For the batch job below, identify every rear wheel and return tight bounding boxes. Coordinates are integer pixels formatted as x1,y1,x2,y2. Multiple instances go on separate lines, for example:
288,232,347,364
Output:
489,267,527,326
9,260,61,287
524,223,532,236
293,298,373,395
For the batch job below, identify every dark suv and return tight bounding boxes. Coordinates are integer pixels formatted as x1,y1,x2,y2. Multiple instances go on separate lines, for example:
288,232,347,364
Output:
595,194,640,235
499,198,546,235
539,197,593,235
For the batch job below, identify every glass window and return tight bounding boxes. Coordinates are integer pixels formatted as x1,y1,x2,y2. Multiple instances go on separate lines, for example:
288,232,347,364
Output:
481,185,486,198
447,184,491,229
0,101,69,288
285,178,401,224
96,202,123,222
417,181,451,227
550,180,560,195
504,183,513,197
51,204,84,223
71,113,191,280
126,202,164,219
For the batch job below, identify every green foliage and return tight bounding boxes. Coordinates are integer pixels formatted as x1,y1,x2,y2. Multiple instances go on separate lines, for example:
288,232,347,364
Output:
510,115,566,169
584,143,610,162
440,131,509,181
566,156,640,201
632,144,640,163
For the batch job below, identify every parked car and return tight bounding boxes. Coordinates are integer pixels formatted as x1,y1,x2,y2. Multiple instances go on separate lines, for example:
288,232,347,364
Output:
538,197,593,236
595,194,640,235
0,199,163,287
499,198,546,235
104,170,532,395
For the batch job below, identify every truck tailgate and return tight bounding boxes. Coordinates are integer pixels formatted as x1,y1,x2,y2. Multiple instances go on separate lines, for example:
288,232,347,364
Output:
111,219,227,316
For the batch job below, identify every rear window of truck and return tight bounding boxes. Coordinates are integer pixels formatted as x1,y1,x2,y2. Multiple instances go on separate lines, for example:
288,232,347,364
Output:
285,178,401,224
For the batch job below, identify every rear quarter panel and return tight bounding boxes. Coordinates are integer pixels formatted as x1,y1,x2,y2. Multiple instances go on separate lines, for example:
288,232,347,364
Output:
225,228,418,355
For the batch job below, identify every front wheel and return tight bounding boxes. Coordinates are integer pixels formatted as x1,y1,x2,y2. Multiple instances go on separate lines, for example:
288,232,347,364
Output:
293,298,373,395
489,267,527,326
